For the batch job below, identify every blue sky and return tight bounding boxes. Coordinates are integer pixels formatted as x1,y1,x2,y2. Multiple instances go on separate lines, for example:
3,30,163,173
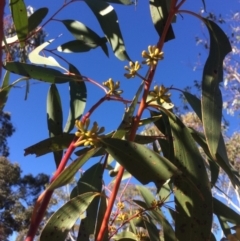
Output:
3,1,240,241
4,1,240,177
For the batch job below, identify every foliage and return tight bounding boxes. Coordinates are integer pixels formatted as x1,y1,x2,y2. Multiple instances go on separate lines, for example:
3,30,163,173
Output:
0,157,49,241
1,1,240,241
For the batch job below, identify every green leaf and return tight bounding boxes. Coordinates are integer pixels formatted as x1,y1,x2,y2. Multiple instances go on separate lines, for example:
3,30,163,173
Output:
4,62,74,84
95,191,108,241
143,218,161,241
10,0,28,47
58,40,100,53
189,128,240,187
47,84,63,167
70,162,103,198
100,0,133,5
208,157,219,187
213,197,240,224
40,192,100,241
101,138,181,189
85,0,130,61
72,163,103,241
183,92,240,187
47,84,63,137
137,185,164,221
114,81,144,139
61,20,108,56
112,231,138,241
151,110,174,161
74,146,106,157
201,19,231,158
183,92,202,119
29,39,64,68
64,64,87,133
167,112,212,241
48,148,101,191
136,186,176,241
24,133,75,157
0,71,10,110
218,215,231,238
28,7,48,32
149,0,175,42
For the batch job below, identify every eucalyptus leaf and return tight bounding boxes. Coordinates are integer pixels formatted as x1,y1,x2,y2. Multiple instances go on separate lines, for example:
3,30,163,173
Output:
112,231,138,241
168,112,212,241
149,0,175,42
100,0,133,5
47,84,63,167
4,62,74,84
47,148,101,191
101,138,181,188
71,163,103,241
29,39,63,68
64,64,87,133
0,71,10,110
40,192,100,241
61,20,108,56
85,0,130,61
24,134,75,157
201,19,231,158
10,0,28,47
28,8,48,32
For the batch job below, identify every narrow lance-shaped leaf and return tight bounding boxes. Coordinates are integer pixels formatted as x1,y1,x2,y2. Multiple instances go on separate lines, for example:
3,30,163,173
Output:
73,163,103,241
201,19,231,158
95,192,108,241
0,71,10,110
101,138,181,189
112,231,138,241
149,0,175,42
64,64,87,133
40,192,100,241
47,148,100,191
4,62,74,84
24,133,75,157
47,84,63,167
85,0,130,61
10,0,28,47
167,112,212,241
28,7,48,32
29,39,64,69
136,186,176,241
183,91,240,187
99,0,133,5
60,20,108,56
57,40,99,53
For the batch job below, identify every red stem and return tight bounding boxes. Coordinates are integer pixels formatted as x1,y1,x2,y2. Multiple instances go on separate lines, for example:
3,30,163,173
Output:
25,141,76,241
25,94,108,241
96,1,180,241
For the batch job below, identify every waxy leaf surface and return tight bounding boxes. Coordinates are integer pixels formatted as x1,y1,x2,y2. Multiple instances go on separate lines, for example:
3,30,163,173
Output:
10,0,28,47
64,64,87,133
28,7,48,32
85,0,130,60
101,138,181,188
201,19,231,158
47,84,63,166
4,62,74,84
40,192,99,241
24,134,75,157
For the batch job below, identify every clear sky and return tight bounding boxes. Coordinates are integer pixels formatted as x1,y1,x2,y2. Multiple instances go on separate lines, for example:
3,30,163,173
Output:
4,1,240,176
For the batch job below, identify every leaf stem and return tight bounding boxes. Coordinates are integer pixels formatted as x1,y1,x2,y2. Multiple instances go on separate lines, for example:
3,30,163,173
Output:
96,2,179,241
25,140,76,241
